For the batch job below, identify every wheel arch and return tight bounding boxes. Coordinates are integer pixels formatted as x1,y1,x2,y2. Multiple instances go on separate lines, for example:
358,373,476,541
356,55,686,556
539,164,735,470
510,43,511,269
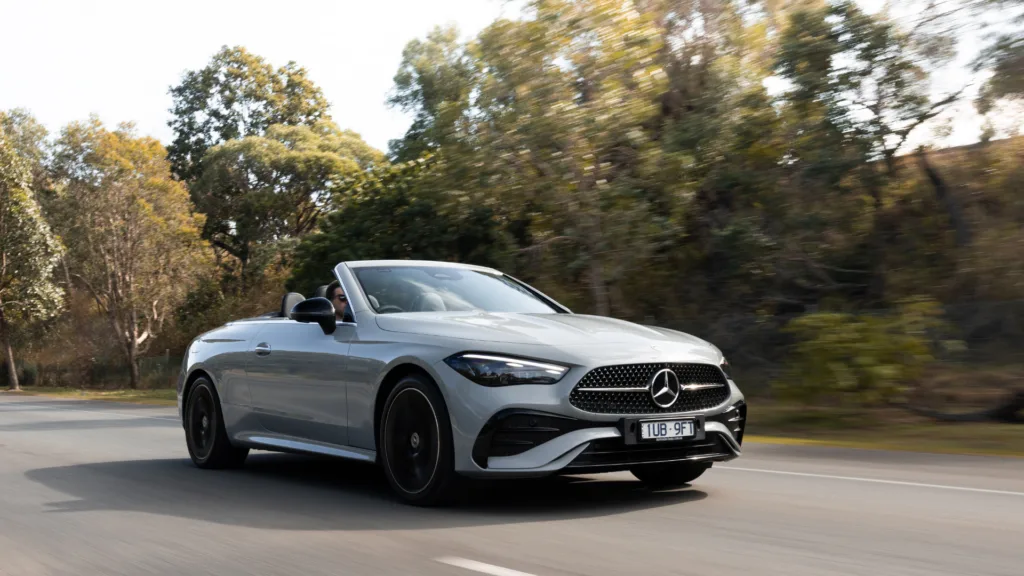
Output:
373,362,444,452
181,368,215,426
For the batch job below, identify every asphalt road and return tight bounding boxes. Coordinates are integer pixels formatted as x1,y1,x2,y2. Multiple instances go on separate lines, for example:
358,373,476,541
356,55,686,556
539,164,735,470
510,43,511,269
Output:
1,395,1022,576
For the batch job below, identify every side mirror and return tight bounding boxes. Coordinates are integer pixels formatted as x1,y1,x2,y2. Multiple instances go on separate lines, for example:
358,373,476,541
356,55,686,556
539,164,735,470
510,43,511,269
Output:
289,297,337,335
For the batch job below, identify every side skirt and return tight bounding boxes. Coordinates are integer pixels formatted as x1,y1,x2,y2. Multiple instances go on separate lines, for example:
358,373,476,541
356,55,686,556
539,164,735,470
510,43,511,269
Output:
236,433,377,464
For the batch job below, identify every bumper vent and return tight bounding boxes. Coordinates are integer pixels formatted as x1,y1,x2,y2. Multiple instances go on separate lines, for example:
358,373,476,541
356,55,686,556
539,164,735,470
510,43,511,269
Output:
569,363,731,415
706,401,747,445
729,401,747,445
471,411,602,468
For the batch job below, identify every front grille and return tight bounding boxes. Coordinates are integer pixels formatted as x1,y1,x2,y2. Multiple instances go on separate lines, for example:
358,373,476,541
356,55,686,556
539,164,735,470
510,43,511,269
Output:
569,363,730,414
564,433,733,472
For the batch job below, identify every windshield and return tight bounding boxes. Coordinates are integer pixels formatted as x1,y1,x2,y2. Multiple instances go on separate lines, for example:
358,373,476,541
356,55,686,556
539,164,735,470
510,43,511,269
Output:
352,266,560,314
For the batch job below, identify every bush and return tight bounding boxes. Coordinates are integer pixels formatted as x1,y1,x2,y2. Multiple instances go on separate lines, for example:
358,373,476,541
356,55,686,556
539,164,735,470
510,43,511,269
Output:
1,361,38,387
287,158,509,294
775,297,958,406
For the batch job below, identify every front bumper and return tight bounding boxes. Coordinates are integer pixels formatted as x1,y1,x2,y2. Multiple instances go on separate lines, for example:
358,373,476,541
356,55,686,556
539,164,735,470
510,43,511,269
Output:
436,357,747,477
457,403,746,478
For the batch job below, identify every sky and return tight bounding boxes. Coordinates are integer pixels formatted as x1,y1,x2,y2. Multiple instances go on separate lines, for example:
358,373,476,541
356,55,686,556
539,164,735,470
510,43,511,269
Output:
0,0,515,152
0,0,1012,154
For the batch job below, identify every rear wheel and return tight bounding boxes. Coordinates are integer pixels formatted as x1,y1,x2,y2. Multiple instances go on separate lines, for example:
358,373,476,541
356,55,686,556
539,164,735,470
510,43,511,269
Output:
184,378,248,469
379,373,458,506
631,462,709,489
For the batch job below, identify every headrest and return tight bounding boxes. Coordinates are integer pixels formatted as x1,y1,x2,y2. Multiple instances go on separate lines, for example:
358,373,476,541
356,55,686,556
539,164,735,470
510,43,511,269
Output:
281,292,305,318
316,281,340,300
418,292,446,312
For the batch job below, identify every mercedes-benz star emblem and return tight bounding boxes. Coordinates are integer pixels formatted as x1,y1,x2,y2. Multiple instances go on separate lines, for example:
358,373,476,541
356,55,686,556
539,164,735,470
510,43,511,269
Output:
649,368,680,408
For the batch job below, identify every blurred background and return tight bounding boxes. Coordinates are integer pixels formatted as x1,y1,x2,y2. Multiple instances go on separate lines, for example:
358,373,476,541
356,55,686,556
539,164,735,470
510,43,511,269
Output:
1,0,1022,450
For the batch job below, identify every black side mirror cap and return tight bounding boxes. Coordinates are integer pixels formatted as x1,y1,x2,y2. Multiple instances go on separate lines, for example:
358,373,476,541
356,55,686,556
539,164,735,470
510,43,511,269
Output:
289,297,337,335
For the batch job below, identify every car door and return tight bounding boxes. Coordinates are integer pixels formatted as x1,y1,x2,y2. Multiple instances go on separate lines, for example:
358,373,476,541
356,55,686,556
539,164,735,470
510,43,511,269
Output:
245,318,354,446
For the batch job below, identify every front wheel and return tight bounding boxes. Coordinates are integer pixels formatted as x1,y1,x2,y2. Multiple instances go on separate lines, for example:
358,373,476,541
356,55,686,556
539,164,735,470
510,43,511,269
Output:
184,378,248,469
631,462,710,489
379,374,458,506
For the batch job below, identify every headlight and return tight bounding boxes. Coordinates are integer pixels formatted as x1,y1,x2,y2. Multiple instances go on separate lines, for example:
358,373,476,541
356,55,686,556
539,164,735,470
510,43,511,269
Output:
444,353,569,386
720,357,733,379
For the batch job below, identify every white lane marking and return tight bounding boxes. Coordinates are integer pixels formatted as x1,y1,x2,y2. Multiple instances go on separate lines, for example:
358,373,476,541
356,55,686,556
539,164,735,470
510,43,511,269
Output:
436,557,538,576
0,401,179,422
721,466,1024,497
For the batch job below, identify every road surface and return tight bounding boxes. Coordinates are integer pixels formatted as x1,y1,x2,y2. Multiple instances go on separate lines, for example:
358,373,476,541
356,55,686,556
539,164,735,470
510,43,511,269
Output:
1,394,1022,576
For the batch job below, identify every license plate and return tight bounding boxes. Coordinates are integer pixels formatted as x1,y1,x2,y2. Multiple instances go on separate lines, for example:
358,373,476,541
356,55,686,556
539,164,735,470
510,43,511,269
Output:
639,419,695,441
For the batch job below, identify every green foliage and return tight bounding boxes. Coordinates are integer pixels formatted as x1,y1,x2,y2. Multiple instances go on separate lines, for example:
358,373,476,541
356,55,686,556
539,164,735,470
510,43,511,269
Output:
975,34,1024,114
12,4,1024,397
776,0,948,181
49,118,209,388
0,116,64,390
157,267,289,354
167,46,331,181
373,0,1018,324
387,25,476,161
190,121,383,285
287,157,508,294
387,0,682,315
0,118,63,322
775,298,956,406
0,109,50,189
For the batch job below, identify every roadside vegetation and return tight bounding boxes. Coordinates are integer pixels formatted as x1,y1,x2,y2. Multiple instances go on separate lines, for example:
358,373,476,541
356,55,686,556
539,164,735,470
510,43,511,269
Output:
6,387,177,406
2,0,1023,452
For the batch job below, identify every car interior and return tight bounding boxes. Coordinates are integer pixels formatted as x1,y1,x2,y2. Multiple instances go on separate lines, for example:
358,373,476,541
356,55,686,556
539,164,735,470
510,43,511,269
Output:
257,283,354,322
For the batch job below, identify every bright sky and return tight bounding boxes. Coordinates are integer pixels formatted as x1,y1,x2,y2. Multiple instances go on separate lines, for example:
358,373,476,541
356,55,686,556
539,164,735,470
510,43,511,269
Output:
0,0,515,152
0,0,1012,154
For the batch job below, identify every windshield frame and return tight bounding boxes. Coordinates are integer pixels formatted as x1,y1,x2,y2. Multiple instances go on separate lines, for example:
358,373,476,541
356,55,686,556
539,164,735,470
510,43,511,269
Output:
344,263,572,315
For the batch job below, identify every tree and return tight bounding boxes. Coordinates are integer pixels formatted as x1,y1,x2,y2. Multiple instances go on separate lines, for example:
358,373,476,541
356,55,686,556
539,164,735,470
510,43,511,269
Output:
288,157,507,293
976,33,1024,113
771,1,968,304
0,123,63,391
387,25,477,161
191,121,383,288
398,1,674,316
51,118,209,389
167,46,331,181
0,109,50,188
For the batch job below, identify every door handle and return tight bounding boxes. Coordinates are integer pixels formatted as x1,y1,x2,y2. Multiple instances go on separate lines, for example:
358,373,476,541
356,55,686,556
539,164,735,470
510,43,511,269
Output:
255,343,271,356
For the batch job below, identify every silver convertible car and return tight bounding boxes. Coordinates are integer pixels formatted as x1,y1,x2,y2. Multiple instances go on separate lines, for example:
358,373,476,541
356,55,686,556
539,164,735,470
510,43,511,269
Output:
178,260,747,505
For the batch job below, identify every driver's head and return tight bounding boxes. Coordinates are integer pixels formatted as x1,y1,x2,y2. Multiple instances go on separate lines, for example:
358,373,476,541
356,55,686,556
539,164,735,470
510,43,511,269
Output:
327,281,347,320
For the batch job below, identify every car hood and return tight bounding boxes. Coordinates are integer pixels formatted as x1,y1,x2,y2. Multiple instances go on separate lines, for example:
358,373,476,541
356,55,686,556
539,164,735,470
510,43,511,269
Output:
375,312,719,362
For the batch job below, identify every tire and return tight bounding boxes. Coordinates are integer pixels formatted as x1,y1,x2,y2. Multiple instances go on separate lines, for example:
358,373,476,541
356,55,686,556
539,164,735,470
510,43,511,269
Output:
184,378,249,469
631,462,710,489
379,373,459,506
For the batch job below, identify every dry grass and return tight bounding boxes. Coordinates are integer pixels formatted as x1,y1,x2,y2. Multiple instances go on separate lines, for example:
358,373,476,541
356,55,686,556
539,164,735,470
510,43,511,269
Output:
5,386,177,407
747,402,1024,457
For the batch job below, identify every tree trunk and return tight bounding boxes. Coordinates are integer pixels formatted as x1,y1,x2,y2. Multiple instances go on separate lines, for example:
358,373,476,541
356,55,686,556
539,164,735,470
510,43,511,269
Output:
0,307,19,391
127,343,140,390
916,149,971,247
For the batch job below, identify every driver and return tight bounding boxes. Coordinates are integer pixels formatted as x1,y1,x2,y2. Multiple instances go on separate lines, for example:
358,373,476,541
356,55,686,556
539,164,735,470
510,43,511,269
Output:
327,281,348,321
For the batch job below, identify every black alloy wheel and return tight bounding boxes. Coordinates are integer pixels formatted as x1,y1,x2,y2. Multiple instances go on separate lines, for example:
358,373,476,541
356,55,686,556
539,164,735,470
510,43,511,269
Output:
630,461,710,489
184,378,248,469
380,373,458,506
